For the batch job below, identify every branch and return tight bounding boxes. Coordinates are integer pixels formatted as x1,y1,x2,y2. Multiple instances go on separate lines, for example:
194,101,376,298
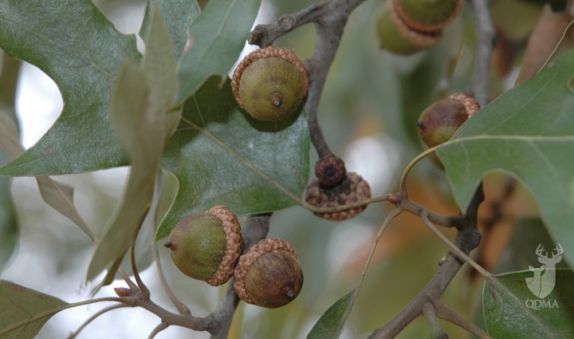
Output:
68,304,130,339
152,241,191,315
468,0,496,106
422,302,448,339
368,184,485,339
432,300,492,339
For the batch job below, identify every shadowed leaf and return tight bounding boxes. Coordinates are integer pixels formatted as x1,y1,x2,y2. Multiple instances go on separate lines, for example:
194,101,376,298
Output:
176,0,261,103
0,280,68,339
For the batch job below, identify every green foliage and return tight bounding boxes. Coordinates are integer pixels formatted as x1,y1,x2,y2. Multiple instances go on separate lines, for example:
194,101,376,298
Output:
307,291,353,339
438,49,574,264
157,76,310,240
0,280,68,339
483,270,574,338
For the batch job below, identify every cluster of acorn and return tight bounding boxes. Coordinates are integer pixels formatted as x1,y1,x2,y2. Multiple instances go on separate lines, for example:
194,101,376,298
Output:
165,205,303,309
376,0,463,55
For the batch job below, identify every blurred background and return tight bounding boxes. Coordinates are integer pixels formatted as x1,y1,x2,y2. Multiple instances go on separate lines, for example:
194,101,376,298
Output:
0,0,566,338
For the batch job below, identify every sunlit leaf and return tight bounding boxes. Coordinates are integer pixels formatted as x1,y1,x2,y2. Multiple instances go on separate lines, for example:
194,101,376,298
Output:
140,0,201,60
0,280,68,339
483,269,574,338
156,76,309,240
307,291,353,339
0,0,141,176
176,0,261,103
438,49,574,264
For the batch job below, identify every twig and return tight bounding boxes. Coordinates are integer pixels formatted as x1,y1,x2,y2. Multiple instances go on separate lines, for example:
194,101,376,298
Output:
248,0,367,157
117,268,139,292
422,302,448,339
68,304,130,339
152,241,191,315
368,184,484,339
468,0,496,106
432,300,492,339
130,244,150,300
148,322,169,339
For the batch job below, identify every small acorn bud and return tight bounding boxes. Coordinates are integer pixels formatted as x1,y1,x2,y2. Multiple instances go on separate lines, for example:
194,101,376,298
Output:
315,154,346,187
165,205,242,286
305,172,371,221
376,0,441,55
396,0,463,32
232,46,308,122
234,238,303,308
417,93,480,148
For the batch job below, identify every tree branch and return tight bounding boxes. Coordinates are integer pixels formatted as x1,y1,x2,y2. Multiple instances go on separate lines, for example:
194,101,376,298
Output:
468,0,496,106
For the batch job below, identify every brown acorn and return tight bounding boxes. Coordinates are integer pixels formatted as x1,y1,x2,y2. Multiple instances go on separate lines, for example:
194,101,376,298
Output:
417,93,480,148
232,46,308,122
306,172,371,221
164,205,242,286
233,238,303,308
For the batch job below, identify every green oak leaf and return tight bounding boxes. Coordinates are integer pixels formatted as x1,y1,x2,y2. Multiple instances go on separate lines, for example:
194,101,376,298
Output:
176,0,261,103
156,75,309,240
140,0,201,60
307,291,353,339
437,49,574,264
0,280,68,339
483,270,574,338
0,0,141,176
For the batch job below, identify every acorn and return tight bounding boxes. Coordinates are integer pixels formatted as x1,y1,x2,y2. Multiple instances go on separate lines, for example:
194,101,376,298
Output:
376,0,441,55
164,205,242,286
396,0,463,32
306,171,371,221
417,93,480,148
233,238,303,308
232,46,308,122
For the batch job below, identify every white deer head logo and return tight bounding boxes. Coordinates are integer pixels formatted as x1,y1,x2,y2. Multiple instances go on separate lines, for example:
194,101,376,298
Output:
525,244,563,299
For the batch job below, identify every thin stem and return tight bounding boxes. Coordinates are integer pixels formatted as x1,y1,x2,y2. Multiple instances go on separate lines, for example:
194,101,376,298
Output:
68,304,130,339
432,300,492,339
421,212,492,278
399,147,436,198
422,302,448,339
152,242,191,315
130,244,150,300
148,322,169,339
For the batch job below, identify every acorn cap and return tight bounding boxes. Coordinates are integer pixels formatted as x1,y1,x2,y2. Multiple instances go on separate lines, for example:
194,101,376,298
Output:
447,93,480,118
387,0,441,50
165,205,242,286
232,46,308,119
305,172,371,221
396,0,463,33
233,238,303,308
315,154,346,187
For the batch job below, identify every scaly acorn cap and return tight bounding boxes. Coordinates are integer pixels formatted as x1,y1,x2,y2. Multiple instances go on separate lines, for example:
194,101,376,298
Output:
164,205,242,286
231,46,308,121
396,0,463,33
387,0,442,50
305,172,371,221
233,238,303,308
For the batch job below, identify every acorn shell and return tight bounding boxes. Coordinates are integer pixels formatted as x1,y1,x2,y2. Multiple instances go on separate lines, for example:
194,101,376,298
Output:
396,0,463,32
417,98,468,148
232,47,308,122
233,238,303,308
165,205,242,286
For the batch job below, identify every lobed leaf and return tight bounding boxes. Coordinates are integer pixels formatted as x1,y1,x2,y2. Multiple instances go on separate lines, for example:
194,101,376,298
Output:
0,280,68,339
483,270,574,338
0,0,141,176
438,49,574,264
156,76,310,240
